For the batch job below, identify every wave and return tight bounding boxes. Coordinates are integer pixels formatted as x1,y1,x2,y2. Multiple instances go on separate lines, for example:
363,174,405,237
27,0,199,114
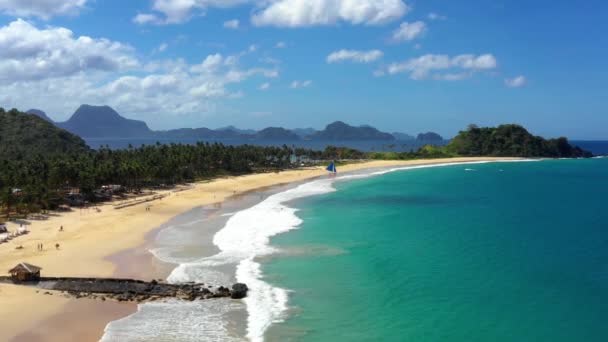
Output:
103,159,536,342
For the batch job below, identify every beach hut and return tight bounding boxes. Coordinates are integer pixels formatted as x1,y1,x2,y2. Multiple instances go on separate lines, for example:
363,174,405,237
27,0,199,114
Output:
8,263,42,282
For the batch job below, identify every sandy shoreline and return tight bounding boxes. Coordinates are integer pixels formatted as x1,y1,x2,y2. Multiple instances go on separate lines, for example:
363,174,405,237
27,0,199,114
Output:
0,158,517,341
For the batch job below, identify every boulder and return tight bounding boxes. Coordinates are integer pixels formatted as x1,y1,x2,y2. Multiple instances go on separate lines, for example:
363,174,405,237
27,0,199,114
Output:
231,283,249,299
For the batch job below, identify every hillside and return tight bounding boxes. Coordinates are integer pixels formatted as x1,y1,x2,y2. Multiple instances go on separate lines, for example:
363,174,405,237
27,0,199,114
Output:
417,132,444,142
58,105,152,138
0,108,89,159
309,121,395,141
26,109,54,123
447,124,591,158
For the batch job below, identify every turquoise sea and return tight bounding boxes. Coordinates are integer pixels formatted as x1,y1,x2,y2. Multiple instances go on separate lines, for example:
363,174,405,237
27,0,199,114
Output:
265,158,608,341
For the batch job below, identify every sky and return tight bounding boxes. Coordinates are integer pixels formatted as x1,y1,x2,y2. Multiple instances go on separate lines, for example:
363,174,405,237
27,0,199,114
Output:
0,0,606,139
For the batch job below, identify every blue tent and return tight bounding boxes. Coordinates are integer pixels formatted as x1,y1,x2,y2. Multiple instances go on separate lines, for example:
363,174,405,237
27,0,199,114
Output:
326,162,337,173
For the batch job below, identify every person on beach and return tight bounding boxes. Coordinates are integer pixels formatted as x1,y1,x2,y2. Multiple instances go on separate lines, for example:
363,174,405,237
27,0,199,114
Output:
55,243,60,250
59,225,63,231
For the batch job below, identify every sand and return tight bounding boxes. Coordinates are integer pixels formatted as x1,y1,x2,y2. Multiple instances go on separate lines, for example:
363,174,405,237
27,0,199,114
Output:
0,158,517,341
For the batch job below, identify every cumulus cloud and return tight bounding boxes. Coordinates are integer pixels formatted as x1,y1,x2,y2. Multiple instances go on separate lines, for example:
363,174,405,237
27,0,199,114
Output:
136,0,410,27
290,80,312,89
326,49,383,63
0,19,138,82
0,20,279,123
383,53,497,80
0,0,88,19
224,19,239,29
392,21,426,42
505,75,526,88
252,0,410,27
275,41,287,48
259,82,270,90
135,0,250,25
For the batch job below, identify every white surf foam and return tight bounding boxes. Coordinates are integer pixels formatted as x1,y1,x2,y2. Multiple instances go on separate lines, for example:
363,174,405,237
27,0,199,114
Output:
103,159,537,342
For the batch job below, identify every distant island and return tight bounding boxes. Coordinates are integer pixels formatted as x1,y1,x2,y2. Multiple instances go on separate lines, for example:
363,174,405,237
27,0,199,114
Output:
29,105,437,142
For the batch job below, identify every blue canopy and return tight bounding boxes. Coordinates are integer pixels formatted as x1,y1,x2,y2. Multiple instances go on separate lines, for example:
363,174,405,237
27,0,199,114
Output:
326,162,337,173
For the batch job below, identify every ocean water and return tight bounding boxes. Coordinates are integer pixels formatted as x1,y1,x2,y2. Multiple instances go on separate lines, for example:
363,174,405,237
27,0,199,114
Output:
264,158,608,341
103,158,608,341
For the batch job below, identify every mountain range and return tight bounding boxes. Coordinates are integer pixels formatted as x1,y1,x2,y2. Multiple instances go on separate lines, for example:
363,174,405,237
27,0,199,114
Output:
28,105,444,142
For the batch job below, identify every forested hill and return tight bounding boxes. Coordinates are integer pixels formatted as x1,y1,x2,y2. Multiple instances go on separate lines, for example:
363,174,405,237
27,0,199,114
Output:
309,121,395,141
447,124,591,158
0,108,90,159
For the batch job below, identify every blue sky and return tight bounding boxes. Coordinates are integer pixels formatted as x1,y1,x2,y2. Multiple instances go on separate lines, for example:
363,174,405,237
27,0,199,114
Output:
0,0,606,139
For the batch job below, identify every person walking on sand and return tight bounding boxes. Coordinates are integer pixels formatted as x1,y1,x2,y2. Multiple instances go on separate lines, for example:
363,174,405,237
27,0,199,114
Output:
59,225,63,232
55,243,60,250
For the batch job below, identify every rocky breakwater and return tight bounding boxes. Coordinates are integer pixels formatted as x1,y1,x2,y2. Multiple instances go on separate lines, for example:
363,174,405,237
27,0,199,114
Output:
0,276,248,303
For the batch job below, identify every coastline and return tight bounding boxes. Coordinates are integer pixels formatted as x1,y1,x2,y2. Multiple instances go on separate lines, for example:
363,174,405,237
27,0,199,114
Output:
0,157,519,341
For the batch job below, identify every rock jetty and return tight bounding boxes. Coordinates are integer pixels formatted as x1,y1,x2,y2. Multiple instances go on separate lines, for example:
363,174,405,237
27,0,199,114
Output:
0,276,248,303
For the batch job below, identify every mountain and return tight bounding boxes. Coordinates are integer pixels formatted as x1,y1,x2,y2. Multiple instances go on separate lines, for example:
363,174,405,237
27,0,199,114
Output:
216,125,256,135
26,109,54,123
58,105,152,138
0,108,89,160
309,121,395,141
292,128,318,138
254,127,300,140
392,132,416,141
417,132,444,142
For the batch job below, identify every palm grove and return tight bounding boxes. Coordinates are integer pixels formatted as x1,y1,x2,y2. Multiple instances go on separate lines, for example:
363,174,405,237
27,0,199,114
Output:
0,108,590,219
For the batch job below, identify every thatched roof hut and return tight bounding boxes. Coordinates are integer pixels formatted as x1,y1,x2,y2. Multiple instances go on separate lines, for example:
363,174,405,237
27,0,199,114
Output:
9,263,42,282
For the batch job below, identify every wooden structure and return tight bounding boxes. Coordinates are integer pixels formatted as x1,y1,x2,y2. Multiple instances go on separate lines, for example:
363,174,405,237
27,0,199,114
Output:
9,263,42,282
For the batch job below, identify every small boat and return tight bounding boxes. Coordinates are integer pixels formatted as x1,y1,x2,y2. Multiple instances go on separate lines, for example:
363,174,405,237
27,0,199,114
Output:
326,162,337,174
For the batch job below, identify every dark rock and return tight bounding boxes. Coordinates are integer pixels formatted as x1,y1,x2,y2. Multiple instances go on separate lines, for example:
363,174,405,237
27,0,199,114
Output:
231,283,249,299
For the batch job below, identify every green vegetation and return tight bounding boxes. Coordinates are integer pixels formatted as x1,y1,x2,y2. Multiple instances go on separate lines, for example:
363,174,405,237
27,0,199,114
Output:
0,108,365,218
371,124,591,160
0,109,591,219
447,124,591,158
0,108,89,159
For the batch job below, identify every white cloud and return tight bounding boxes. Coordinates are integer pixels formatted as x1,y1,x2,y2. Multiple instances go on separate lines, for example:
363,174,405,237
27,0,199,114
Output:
391,21,426,42
190,53,225,73
428,12,446,21
0,20,279,123
135,0,250,25
290,80,312,89
505,75,526,88
133,13,162,25
224,19,239,29
259,82,270,90
384,53,497,80
0,19,138,82
252,0,410,27
326,49,383,63
136,0,410,27
0,0,88,19
275,41,287,48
